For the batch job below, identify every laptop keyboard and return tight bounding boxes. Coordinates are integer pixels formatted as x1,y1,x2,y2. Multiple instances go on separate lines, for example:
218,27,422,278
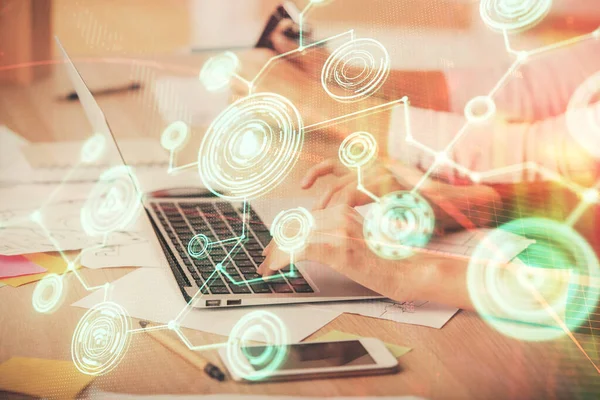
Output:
150,201,314,296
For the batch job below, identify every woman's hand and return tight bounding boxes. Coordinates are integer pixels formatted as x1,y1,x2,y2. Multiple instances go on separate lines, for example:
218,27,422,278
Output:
257,205,459,303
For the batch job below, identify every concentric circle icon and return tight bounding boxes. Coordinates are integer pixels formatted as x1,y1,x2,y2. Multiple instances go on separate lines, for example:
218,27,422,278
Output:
198,93,304,200
226,311,289,381
199,51,240,92
467,218,600,342
271,208,314,254
321,38,390,103
464,96,497,123
480,0,553,33
338,131,378,169
71,301,132,375
81,166,142,237
81,133,107,164
160,121,189,151
188,234,212,259
32,273,64,314
364,191,435,259
566,71,600,158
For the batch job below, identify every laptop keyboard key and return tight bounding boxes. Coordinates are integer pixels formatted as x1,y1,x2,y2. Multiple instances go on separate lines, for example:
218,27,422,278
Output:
249,283,272,293
293,285,314,293
230,284,252,294
210,286,230,295
270,283,293,293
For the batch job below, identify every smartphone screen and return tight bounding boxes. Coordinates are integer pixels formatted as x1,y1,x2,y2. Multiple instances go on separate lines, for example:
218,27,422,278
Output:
242,340,376,371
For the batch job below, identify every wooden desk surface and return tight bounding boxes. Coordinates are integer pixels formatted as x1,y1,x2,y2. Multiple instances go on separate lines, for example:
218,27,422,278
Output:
1,13,599,398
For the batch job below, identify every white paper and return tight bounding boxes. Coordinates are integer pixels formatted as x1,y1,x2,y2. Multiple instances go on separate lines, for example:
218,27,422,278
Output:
0,200,145,256
72,268,342,343
81,243,162,269
313,300,458,329
0,126,33,185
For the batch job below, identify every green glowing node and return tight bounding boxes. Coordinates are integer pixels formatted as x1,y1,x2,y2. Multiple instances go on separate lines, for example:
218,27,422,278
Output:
32,273,64,314
199,51,240,92
338,131,378,169
30,211,42,223
480,0,552,34
271,207,314,254
582,189,600,204
464,96,496,123
188,234,212,259
160,121,189,151
364,191,435,259
81,166,142,237
566,71,600,158
81,133,107,164
322,38,390,103
226,310,289,381
71,301,132,376
198,93,304,200
467,218,600,342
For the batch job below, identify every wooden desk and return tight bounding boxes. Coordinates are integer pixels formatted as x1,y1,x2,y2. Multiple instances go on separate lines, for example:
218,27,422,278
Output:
1,46,599,400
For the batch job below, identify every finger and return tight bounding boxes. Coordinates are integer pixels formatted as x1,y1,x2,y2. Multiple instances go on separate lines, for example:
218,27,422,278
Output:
301,159,347,189
313,176,356,210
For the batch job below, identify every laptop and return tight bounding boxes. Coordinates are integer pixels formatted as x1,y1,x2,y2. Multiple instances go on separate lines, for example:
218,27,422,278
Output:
57,39,381,308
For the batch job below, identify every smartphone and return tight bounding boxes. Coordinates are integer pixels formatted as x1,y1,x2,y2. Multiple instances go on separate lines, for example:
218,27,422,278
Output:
255,1,310,49
219,338,399,382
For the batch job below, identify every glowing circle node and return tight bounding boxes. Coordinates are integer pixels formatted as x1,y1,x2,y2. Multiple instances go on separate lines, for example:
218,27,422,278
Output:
480,0,553,33
464,96,497,123
199,51,240,92
270,207,314,254
30,210,42,223
582,189,600,204
81,166,142,237
467,218,600,342
187,234,212,259
566,71,600,157
363,191,435,260
81,133,107,164
160,121,189,151
198,93,304,200
32,273,64,314
226,311,289,381
321,38,390,103
338,131,378,169
71,301,132,375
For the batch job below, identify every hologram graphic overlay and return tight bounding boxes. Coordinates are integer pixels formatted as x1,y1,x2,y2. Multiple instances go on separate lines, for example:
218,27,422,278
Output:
81,133,107,164
199,51,240,92
80,166,143,237
480,0,553,34
226,311,289,381
363,191,435,260
566,71,600,158
198,93,304,201
271,207,314,254
161,120,190,152
71,301,132,376
467,218,600,342
188,233,213,260
321,38,390,103
32,273,65,314
338,131,378,169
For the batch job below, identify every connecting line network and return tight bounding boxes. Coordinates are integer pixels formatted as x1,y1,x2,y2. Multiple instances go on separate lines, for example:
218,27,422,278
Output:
12,0,600,380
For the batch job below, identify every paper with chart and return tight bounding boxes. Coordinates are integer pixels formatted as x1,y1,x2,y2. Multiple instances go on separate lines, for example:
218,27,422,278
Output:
0,200,145,256
81,242,162,269
311,228,535,328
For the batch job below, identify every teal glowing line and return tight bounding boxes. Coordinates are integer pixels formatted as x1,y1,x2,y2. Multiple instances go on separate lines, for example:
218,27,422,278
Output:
298,2,314,49
304,97,407,133
218,237,245,268
211,236,243,246
34,218,73,266
251,30,354,87
357,166,380,203
128,325,169,334
168,152,198,174
174,327,228,351
174,268,219,323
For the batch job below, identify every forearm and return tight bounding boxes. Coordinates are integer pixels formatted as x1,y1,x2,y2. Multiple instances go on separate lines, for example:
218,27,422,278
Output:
382,70,450,112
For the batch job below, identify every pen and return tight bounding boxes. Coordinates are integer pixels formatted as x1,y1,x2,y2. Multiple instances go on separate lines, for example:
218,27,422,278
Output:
139,320,226,382
62,81,142,101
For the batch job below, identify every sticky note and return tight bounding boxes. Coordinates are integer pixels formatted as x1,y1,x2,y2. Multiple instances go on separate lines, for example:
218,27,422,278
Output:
0,253,79,287
0,255,47,279
0,357,95,399
311,330,412,358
